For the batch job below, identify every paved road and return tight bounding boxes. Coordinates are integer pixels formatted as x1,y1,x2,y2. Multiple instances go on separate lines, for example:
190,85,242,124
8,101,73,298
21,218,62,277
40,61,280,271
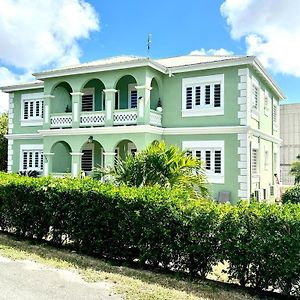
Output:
0,256,122,300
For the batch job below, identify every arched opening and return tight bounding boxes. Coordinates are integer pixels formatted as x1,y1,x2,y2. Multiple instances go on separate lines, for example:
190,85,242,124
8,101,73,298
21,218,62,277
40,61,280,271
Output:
81,79,105,112
150,78,160,111
80,140,105,175
115,139,137,161
51,141,72,174
51,82,73,114
115,75,137,110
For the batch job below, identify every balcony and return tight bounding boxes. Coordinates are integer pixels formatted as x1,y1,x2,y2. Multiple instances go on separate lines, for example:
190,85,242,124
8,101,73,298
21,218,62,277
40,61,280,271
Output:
49,109,162,128
45,75,162,129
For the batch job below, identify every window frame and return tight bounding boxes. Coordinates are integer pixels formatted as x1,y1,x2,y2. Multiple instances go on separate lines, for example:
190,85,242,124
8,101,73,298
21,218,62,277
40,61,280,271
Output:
20,144,43,172
251,77,260,121
273,100,279,131
182,74,224,117
182,140,224,183
81,143,94,173
82,88,95,112
264,90,270,117
21,92,44,126
128,84,138,109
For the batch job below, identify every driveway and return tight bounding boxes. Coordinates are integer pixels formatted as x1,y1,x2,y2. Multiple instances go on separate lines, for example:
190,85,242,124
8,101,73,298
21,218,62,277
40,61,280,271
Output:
0,256,122,300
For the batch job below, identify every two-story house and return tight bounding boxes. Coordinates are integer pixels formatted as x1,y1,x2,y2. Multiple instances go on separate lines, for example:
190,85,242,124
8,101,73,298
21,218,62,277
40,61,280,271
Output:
1,55,284,203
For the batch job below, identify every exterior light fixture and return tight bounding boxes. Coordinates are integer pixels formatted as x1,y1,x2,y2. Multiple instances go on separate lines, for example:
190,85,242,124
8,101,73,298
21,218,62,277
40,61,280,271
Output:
88,136,94,143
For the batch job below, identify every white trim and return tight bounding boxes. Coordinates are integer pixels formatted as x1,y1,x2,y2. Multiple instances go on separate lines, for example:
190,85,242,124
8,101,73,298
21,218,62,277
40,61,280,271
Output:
5,133,41,140
0,81,43,92
19,144,43,172
70,152,84,156
34,60,167,80
21,120,43,127
21,92,44,125
182,74,224,117
128,83,137,109
20,144,43,151
70,92,84,96
182,140,224,184
237,68,249,126
237,133,250,199
182,108,224,117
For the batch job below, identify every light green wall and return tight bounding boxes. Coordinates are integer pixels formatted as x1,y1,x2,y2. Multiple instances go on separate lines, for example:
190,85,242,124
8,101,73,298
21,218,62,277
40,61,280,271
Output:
116,75,136,109
162,66,241,128
11,88,44,134
84,79,105,111
150,78,160,110
164,133,240,203
52,83,72,113
51,141,71,173
11,139,43,173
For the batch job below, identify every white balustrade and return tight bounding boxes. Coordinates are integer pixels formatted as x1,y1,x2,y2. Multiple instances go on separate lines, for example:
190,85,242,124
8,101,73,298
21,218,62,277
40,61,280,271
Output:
150,110,162,127
113,109,138,125
50,113,72,128
80,112,105,126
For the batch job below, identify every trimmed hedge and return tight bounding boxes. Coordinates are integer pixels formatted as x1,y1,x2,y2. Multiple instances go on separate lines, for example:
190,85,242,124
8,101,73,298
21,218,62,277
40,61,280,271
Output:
0,173,300,296
282,184,300,204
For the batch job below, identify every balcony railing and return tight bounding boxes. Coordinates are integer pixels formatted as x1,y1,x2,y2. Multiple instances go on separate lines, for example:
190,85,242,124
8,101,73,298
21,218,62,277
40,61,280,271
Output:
150,110,162,127
80,111,105,127
49,108,162,129
50,113,72,128
113,109,138,126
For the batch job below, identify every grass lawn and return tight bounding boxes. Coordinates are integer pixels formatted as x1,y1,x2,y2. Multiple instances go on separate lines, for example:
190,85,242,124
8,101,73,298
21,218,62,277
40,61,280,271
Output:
0,233,284,300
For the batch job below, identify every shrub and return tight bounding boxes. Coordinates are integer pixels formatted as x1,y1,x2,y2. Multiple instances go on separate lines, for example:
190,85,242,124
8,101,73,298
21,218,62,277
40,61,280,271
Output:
1,173,300,296
282,184,300,204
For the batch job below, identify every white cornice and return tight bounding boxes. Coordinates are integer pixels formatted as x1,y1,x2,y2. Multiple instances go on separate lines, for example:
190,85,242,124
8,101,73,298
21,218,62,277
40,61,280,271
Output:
5,133,41,140
163,126,249,135
38,125,164,136
250,128,282,144
34,60,167,80
1,81,44,92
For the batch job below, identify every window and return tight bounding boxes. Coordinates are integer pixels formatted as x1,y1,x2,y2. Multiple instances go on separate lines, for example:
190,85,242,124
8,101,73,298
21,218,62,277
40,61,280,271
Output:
251,77,260,120
21,93,44,126
183,141,224,183
81,150,93,172
128,84,138,109
182,74,224,117
20,145,43,171
81,143,94,172
264,91,270,116
82,88,94,112
273,102,278,130
252,84,259,110
252,148,258,174
264,148,269,171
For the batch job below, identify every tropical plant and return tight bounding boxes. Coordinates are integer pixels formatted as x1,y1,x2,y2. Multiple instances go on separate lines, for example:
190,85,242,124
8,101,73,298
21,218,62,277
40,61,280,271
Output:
290,154,300,184
94,141,209,198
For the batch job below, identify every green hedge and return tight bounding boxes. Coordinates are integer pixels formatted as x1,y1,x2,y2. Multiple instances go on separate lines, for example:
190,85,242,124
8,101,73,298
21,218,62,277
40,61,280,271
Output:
282,184,300,204
0,173,300,296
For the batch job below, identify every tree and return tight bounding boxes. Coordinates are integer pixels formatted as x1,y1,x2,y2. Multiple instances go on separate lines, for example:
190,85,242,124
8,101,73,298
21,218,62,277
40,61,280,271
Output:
290,154,300,184
0,113,8,171
94,141,209,199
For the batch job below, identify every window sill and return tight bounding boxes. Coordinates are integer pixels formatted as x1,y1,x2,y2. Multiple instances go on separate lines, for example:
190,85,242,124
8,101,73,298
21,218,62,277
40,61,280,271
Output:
251,109,259,121
182,108,224,117
252,174,260,183
21,119,43,127
207,174,224,184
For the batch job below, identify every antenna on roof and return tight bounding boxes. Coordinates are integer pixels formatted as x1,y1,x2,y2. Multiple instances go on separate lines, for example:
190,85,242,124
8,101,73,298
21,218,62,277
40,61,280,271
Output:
147,33,152,58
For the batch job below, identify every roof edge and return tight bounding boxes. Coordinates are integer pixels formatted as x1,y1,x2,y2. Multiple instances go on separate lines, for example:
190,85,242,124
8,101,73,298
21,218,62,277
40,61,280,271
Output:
0,81,44,93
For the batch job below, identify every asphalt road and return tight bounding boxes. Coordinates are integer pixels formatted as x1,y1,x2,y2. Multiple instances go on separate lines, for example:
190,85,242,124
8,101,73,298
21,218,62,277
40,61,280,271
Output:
0,256,122,300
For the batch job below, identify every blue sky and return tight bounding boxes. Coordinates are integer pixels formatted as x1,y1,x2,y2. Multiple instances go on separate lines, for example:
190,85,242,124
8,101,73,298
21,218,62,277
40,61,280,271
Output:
0,0,299,111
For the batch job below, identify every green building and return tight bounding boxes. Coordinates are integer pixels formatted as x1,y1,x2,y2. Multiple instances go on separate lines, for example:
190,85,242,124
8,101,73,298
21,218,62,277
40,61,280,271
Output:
1,55,284,203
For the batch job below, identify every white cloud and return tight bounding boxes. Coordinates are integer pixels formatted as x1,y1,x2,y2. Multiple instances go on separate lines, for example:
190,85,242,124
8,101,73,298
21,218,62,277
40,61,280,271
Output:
221,0,300,76
190,48,233,56
0,0,99,113
0,67,34,113
0,0,99,70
